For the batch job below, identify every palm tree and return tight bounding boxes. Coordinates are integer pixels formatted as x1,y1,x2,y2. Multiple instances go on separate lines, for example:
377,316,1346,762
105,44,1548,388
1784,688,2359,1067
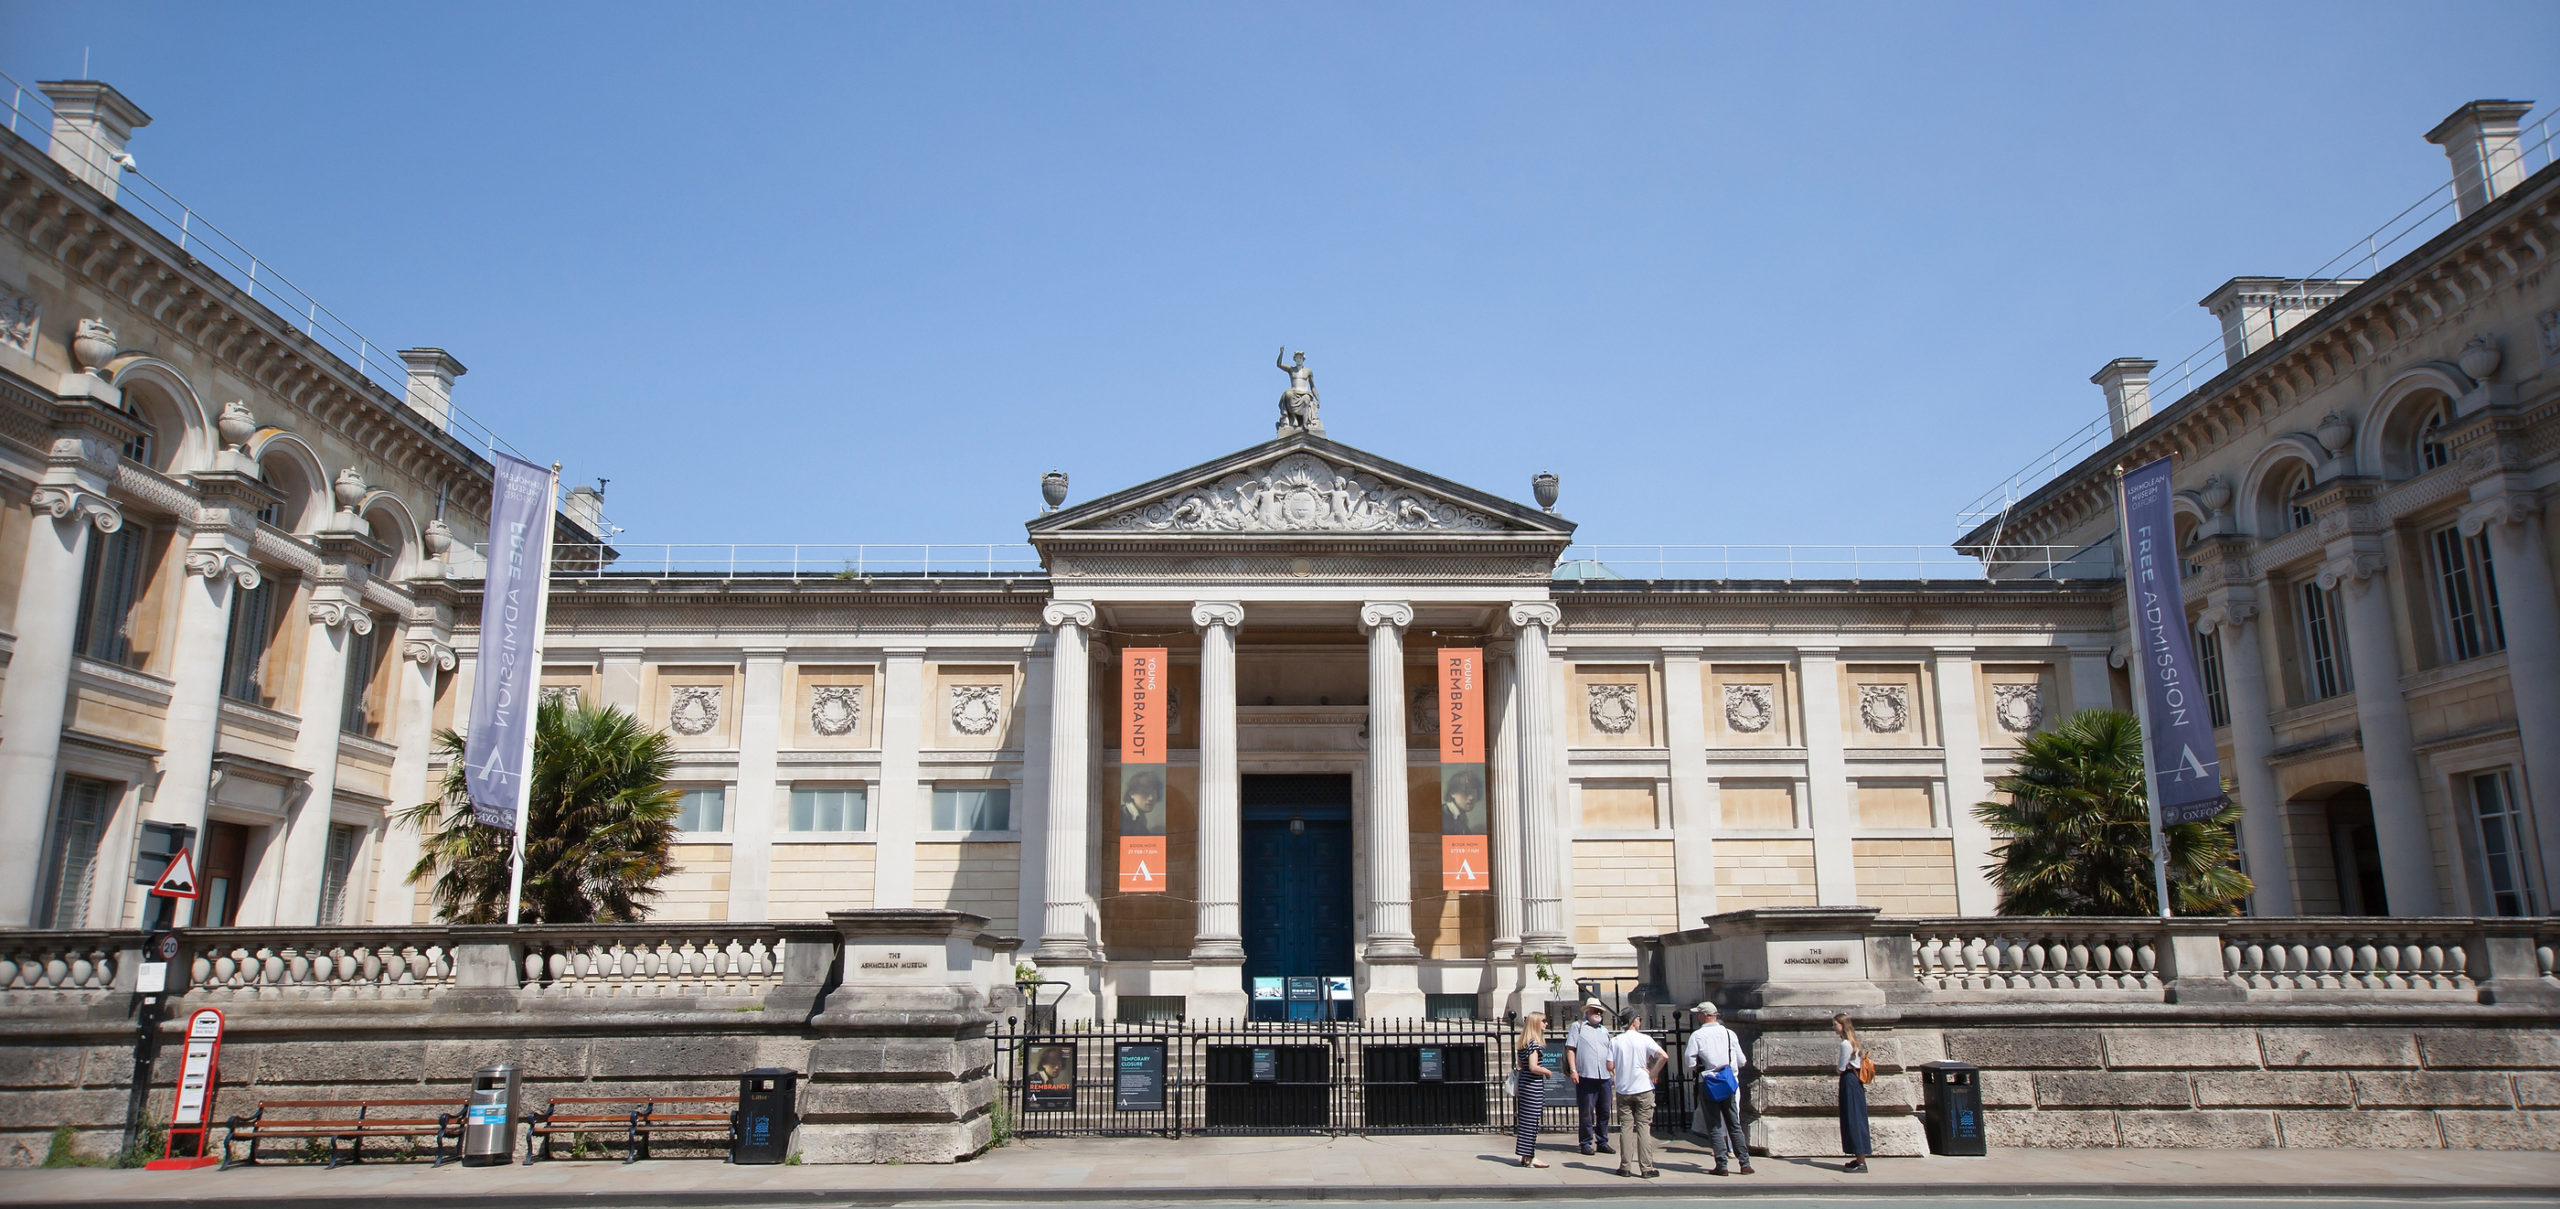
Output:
398,699,681,923
1973,708,2252,916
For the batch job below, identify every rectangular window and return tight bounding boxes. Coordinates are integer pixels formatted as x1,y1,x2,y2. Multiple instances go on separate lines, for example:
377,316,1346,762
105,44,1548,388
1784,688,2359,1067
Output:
2430,526,2507,662
40,777,116,929
1425,993,1479,1020
318,823,364,925
220,579,278,703
2196,626,2231,729
2298,581,2350,701
930,784,1011,832
788,786,868,832
341,625,381,735
675,787,727,833
73,525,146,666
2471,770,2535,917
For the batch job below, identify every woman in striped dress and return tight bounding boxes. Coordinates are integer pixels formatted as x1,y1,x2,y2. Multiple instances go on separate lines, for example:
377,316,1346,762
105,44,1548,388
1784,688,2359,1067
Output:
1514,1012,1553,1167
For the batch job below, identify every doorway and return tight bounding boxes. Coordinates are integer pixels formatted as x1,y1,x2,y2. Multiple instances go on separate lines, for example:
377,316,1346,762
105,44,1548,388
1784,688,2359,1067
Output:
198,822,251,928
1240,774,1355,984
2325,787,2388,916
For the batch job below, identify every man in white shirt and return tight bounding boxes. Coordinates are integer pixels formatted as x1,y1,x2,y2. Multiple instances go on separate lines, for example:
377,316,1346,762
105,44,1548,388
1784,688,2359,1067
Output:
1683,1001,1753,1175
1603,1013,1666,1178
1561,999,1615,1155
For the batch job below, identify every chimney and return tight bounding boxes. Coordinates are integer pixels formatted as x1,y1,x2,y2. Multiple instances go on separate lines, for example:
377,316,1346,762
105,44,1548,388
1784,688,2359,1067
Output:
563,484,607,539
2092,358,2157,439
37,80,150,202
2199,276,2362,364
397,347,465,430
2426,100,2534,219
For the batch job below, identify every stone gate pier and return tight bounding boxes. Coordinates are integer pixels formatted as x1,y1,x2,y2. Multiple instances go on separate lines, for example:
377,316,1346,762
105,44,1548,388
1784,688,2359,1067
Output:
1639,908,2560,1155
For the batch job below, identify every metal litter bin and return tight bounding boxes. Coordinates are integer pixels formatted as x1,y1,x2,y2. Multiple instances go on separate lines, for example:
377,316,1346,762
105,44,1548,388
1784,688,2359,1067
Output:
461,1063,520,1166
732,1068,798,1164
1917,1060,1986,1155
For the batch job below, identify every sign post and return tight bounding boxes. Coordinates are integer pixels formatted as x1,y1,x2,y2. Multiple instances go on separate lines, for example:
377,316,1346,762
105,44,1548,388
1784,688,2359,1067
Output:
125,857,201,1155
145,1008,225,1169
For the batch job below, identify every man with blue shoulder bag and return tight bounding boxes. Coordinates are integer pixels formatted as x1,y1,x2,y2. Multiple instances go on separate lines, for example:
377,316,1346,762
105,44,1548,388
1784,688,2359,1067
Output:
1684,1001,1753,1175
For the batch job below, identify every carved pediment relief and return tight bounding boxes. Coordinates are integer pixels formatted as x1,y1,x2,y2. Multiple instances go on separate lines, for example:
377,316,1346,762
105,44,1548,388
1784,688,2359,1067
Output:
1090,452,1501,534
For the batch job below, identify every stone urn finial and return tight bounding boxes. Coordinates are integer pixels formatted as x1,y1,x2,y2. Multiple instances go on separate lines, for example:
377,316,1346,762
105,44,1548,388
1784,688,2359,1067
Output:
1532,470,1560,513
1041,470,1069,512
333,468,367,517
2457,334,2502,382
216,400,257,451
71,318,119,377
2200,474,2232,516
2315,411,2355,458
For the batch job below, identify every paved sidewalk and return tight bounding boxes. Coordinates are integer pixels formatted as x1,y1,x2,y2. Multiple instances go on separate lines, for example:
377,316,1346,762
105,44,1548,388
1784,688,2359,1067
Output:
11,1134,2559,1207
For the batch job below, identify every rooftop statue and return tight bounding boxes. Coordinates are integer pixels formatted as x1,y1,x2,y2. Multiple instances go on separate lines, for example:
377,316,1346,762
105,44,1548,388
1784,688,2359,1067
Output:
1276,347,1324,437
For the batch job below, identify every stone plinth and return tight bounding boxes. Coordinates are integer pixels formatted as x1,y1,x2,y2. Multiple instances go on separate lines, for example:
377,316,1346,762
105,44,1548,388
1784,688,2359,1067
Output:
798,910,1003,1164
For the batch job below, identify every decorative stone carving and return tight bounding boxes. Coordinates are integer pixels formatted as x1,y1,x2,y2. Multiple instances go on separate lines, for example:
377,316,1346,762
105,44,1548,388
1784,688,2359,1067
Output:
1190,601,1244,630
2315,411,2355,459
1857,684,1909,734
1100,453,1497,533
217,401,257,451
1587,684,1639,735
0,290,37,353
811,684,863,737
1991,683,2043,735
2540,309,2560,359
307,599,373,634
668,685,720,735
1532,471,1560,513
1409,687,1439,738
2199,474,2232,516
404,638,458,670
1360,601,1414,631
2457,333,2502,382
1275,347,1323,436
70,318,118,376
333,469,367,518
1507,601,1561,630
540,685,581,709
184,548,261,589
2459,492,2540,537
1041,600,1095,629
31,484,121,533
2316,550,2388,591
1041,470,1069,512
950,685,1003,736
1724,683,1774,733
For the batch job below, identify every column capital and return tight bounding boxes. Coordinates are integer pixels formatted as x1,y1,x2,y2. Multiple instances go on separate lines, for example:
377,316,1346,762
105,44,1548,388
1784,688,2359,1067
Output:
183,548,262,589
404,637,458,670
2194,595,2259,634
2316,549,2388,591
308,598,375,634
2458,490,2541,538
1042,600,1096,629
30,484,121,533
1504,601,1558,630
1361,601,1414,631
1190,601,1244,629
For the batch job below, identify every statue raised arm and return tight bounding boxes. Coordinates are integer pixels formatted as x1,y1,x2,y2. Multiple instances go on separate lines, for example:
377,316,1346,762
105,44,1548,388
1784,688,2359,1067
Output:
1275,347,1324,437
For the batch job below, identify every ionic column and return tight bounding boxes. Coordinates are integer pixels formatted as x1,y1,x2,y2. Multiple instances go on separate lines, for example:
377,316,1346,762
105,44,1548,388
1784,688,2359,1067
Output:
2321,547,2441,915
2461,492,2560,901
1036,602,1097,965
271,586,371,926
0,398,125,927
1485,640,1525,1016
1509,602,1573,974
148,471,271,927
377,624,454,925
1360,602,1419,959
2198,592,2294,915
1189,602,1246,1018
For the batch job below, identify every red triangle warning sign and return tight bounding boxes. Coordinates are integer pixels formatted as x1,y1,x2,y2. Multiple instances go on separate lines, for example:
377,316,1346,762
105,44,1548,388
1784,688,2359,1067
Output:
152,849,200,899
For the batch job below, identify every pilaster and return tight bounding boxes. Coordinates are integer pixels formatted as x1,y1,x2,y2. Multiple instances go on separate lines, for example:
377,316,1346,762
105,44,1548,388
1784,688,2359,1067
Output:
729,648,787,921
1798,647,1858,905
1932,648,1998,916
1660,649,1718,925
873,649,927,911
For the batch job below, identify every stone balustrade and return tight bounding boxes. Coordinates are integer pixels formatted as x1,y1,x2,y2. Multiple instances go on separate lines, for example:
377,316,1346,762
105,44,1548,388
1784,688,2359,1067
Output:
2217,920,2483,995
515,923,835,999
1908,920,2163,995
186,929,458,1001
0,931,121,1004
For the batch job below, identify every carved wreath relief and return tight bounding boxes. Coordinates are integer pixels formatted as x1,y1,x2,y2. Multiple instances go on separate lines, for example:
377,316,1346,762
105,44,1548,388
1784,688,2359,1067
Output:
1099,453,1498,533
1409,686,1439,738
668,685,720,736
1724,684,1774,734
1991,683,2043,735
540,685,581,710
1587,684,1640,735
1857,685,1909,734
950,685,1003,736
811,684,863,737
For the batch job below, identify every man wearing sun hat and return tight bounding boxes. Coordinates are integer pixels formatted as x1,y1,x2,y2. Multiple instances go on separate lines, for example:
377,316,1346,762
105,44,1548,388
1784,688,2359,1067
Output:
1561,998,1615,1155
1685,1001,1753,1175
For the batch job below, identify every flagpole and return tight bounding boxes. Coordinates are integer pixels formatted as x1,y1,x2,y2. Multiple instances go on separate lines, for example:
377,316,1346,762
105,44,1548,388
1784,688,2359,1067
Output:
2112,463,2176,920
504,462,562,926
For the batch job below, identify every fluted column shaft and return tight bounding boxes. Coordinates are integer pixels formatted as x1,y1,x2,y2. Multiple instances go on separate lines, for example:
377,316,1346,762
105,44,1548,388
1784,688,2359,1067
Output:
1487,642,1524,953
2204,595,2293,914
2323,550,2440,915
1361,602,1419,958
1038,602,1097,961
1192,602,1244,957
1510,602,1571,954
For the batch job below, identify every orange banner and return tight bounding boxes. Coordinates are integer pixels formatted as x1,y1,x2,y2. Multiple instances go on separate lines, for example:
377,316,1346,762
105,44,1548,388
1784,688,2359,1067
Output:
1122,648,1167,766
1119,836,1167,894
1442,835,1489,892
1438,648,1482,765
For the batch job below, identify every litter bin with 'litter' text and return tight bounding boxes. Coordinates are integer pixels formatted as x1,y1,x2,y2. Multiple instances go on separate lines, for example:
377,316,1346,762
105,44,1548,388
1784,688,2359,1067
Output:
732,1068,798,1163
462,1063,519,1166
1917,1061,1986,1155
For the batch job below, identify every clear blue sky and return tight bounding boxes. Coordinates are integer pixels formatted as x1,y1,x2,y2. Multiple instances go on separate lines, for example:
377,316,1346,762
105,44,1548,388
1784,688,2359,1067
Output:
7,3,2557,553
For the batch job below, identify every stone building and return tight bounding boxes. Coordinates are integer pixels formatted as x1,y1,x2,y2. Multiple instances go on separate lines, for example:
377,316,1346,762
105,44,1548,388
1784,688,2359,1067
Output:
1965,99,2560,925
4,76,2552,1025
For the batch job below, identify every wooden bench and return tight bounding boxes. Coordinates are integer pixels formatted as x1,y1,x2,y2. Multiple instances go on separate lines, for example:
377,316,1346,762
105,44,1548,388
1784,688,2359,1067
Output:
522,1095,737,1164
220,1099,466,1169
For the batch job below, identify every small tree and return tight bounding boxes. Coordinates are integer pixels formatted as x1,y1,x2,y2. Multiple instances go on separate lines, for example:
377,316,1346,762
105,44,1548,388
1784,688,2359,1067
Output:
398,699,681,923
1973,708,2252,916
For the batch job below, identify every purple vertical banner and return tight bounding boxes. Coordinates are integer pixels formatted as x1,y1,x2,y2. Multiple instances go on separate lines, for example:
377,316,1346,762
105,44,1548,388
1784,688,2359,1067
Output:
2120,456,2233,826
464,453,553,829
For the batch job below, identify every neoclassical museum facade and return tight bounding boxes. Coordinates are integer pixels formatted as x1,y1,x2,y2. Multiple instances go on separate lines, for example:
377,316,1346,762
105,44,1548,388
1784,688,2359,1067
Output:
3,80,2555,1021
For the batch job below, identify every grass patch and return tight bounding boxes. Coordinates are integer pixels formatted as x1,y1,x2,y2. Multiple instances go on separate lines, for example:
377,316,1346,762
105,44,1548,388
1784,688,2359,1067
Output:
43,1123,167,1169
990,1096,1015,1148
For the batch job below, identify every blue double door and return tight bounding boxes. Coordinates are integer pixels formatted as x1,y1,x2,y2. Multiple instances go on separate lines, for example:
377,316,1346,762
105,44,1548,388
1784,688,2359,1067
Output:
1239,774,1355,984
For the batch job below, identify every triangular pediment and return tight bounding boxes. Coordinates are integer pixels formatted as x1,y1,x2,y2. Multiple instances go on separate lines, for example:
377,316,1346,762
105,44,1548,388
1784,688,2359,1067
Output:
1030,434,1571,541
